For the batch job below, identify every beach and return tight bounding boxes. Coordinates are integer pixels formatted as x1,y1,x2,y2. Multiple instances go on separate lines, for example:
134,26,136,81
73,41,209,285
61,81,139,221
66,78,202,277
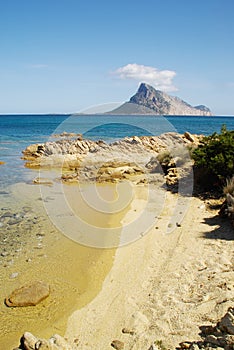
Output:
0,119,233,349
64,192,234,349
1,179,233,349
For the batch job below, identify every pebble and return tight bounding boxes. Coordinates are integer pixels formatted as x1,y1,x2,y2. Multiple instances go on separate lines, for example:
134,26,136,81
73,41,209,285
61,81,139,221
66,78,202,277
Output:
111,340,124,350
15,248,22,253
10,272,19,279
7,259,14,265
1,211,13,218
8,218,22,225
1,251,9,257
122,328,135,335
148,345,158,350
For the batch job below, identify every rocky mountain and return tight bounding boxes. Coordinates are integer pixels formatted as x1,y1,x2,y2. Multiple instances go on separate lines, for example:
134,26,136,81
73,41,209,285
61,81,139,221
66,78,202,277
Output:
108,83,212,116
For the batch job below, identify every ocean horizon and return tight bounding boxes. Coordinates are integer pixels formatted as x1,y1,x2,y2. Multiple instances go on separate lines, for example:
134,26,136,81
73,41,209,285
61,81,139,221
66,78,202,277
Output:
0,114,234,188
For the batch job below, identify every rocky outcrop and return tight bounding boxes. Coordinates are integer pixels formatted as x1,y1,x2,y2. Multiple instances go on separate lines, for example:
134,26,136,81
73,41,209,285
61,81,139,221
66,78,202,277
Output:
22,132,201,186
22,138,100,169
5,281,50,307
108,83,212,116
177,307,234,350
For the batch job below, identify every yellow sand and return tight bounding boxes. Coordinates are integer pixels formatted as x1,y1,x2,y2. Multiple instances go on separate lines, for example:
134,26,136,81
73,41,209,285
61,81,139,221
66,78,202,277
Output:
65,193,234,349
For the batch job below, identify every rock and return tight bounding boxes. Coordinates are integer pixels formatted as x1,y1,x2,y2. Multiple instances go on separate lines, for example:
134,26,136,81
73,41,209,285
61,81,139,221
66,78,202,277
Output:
122,328,135,335
33,177,53,186
21,332,38,349
8,218,22,225
177,308,234,349
5,281,50,307
189,345,200,350
1,211,14,218
10,272,19,279
50,334,72,349
217,335,234,348
111,340,124,350
148,344,158,350
184,131,196,143
18,332,72,350
205,335,220,346
179,342,192,349
218,307,234,334
1,251,9,257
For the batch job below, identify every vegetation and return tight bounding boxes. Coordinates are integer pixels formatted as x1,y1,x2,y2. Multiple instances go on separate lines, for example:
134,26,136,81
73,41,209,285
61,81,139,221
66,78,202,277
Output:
224,176,234,196
192,126,234,192
223,177,234,224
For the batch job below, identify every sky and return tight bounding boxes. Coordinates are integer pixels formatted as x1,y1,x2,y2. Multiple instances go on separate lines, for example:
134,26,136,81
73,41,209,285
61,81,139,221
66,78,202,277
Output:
0,0,234,115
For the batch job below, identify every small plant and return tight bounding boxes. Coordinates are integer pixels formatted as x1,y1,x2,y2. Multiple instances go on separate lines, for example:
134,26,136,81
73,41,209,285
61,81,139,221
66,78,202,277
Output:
192,125,234,191
153,339,168,350
157,150,172,165
222,176,234,224
223,176,234,196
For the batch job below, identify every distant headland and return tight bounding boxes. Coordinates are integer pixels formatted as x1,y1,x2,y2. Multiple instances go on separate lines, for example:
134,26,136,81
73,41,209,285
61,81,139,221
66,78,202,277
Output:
106,83,212,116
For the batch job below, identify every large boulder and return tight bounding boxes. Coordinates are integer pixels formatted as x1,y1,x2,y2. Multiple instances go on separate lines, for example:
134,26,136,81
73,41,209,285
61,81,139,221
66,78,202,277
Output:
5,281,50,307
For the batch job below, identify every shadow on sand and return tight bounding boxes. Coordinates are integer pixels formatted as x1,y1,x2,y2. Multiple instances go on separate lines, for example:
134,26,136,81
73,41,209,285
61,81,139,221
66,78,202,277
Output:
203,214,233,241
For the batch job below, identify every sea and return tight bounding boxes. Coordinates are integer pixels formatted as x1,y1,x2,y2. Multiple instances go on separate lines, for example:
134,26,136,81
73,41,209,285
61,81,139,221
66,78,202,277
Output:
0,114,234,189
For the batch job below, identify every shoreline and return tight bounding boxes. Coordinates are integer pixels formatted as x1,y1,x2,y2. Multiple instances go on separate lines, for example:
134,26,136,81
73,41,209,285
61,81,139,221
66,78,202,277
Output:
0,181,117,349
1,129,233,349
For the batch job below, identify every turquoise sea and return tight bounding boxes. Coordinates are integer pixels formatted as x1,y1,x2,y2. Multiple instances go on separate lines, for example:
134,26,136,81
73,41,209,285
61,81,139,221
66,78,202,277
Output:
0,114,234,189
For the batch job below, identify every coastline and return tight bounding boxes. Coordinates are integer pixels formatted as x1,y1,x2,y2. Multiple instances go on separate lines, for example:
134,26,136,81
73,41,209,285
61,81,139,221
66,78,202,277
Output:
0,128,233,349
0,182,116,349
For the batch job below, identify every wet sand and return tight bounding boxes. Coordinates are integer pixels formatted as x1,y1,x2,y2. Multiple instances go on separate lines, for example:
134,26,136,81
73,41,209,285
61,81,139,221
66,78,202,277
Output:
0,181,122,349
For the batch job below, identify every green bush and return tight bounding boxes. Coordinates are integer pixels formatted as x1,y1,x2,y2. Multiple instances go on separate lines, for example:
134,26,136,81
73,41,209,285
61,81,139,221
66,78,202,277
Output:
192,126,234,189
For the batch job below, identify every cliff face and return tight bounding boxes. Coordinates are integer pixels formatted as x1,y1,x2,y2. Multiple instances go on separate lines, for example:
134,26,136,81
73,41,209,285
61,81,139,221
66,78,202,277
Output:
109,83,212,116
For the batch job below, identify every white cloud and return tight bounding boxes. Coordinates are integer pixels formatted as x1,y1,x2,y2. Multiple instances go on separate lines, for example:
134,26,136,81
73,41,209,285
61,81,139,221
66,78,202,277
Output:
113,63,177,92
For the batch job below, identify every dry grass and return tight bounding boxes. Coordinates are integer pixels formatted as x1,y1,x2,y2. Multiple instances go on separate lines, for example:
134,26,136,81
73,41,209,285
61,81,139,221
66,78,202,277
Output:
223,176,234,195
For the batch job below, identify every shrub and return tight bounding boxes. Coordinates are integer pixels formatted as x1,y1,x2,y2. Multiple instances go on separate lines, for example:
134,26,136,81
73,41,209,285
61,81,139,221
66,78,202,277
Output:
223,176,234,196
192,126,234,190
220,176,234,224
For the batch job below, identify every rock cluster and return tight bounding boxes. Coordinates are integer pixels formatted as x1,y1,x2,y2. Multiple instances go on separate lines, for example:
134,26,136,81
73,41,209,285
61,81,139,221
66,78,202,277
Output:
177,307,234,350
14,308,234,349
13,332,73,350
22,132,201,187
22,137,98,169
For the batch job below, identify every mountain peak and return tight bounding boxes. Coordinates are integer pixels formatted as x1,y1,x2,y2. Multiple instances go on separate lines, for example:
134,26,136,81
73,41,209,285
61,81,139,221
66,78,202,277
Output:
108,83,212,116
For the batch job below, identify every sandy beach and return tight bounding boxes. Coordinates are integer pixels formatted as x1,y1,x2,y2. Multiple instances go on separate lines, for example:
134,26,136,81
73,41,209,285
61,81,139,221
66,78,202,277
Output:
65,192,234,349
1,172,233,349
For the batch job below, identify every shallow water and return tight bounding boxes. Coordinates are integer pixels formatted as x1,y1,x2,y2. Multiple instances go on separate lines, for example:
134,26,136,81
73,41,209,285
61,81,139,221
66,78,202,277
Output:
0,181,117,349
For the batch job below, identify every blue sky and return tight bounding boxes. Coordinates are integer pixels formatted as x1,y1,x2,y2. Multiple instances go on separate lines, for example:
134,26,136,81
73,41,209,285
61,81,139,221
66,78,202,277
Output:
0,0,234,114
